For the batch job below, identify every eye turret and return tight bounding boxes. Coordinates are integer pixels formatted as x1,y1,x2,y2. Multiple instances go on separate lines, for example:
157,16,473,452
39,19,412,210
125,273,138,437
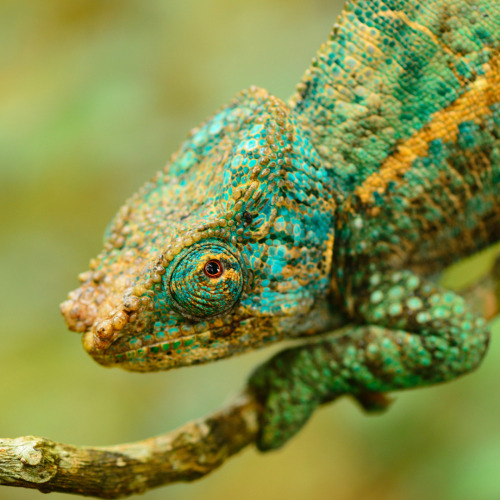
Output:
166,240,246,320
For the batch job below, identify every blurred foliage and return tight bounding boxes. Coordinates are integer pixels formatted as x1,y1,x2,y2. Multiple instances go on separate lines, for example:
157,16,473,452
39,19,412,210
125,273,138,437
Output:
0,1,499,499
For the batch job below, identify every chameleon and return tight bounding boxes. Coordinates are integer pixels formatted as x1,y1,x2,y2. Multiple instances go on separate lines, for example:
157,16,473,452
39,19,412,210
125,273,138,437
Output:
61,0,500,451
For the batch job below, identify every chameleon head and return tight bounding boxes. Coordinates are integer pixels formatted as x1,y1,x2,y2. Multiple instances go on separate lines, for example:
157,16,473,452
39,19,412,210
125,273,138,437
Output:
60,87,337,372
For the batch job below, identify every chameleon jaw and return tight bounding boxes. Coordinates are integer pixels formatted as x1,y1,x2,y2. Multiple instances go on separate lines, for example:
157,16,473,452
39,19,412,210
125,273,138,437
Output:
82,328,216,371
81,312,286,372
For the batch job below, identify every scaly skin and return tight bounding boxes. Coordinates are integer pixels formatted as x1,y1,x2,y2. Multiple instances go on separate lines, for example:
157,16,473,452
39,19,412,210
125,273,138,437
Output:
61,0,500,451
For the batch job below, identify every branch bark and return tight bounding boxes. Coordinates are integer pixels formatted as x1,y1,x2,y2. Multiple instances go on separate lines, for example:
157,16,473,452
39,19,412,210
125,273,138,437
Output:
1,251,499,498
0,392,260,498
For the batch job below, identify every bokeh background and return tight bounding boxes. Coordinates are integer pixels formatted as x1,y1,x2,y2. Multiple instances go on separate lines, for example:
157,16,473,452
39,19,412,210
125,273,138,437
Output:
1,1,499,499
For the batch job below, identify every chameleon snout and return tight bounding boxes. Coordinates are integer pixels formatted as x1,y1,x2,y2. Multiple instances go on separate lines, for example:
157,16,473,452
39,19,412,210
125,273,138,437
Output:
60,274,104,334
60,268,140,348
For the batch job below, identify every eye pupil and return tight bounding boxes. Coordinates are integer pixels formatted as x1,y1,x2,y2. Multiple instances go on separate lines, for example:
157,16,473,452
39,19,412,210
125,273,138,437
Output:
204,259,223,278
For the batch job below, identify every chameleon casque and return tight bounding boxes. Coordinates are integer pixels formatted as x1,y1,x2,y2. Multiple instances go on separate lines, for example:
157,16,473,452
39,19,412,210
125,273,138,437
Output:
61,0,500,451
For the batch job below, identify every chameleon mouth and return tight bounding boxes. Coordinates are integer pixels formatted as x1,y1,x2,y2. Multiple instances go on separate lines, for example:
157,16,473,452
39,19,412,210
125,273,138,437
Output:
82,328,221,371
81,313,274,371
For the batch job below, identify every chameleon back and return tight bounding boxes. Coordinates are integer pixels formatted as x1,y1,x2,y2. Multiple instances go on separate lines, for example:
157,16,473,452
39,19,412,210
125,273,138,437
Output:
290,0,500,275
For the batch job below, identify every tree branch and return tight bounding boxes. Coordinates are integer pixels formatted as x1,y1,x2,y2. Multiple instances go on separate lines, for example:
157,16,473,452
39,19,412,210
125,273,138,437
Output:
1,251,499,498
0,391,260,498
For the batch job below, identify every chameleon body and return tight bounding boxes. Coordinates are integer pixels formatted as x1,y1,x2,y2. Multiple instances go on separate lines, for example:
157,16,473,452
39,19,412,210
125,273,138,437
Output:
61,0,500,450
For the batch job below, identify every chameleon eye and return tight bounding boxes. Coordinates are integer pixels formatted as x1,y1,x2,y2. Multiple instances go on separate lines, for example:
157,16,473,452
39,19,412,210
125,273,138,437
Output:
166,240,246,319
204,259,223,278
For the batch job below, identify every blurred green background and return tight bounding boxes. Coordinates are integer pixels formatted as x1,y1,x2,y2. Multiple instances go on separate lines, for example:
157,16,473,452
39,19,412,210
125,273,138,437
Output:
1,1,499,499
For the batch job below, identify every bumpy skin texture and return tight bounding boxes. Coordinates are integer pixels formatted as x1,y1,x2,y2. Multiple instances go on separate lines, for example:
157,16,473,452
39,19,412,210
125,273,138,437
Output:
61,0,500,451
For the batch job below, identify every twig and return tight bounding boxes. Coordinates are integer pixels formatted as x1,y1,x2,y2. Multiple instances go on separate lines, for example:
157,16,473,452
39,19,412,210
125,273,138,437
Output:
0,392,260,498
